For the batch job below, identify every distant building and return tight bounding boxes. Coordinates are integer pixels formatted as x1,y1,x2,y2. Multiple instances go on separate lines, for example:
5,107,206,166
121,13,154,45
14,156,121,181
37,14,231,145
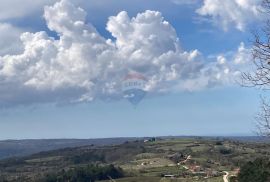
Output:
164,174,175,178
143,137,156,143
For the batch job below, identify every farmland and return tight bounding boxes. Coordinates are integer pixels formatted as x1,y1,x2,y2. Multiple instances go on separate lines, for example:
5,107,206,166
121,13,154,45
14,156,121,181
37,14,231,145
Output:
0,137,269,181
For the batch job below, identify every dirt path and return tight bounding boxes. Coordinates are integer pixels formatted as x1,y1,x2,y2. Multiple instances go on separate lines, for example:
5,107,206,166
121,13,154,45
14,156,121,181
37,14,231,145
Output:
223,171,229,182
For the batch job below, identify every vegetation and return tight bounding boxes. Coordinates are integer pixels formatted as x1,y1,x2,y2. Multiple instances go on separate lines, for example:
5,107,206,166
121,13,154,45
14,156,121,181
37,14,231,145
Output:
44,164,124,182
219,147,233,155
241,0,270,137
0,137,269,181
238,158,270,182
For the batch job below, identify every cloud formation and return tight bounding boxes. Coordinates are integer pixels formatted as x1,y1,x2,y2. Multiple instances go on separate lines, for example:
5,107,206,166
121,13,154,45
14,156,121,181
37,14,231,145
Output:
0,23,23,56
0,0,250,107
196,0,263,31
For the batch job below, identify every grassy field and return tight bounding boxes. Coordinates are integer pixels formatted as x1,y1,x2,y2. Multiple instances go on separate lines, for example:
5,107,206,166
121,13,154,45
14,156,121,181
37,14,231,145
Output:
0,137,269,181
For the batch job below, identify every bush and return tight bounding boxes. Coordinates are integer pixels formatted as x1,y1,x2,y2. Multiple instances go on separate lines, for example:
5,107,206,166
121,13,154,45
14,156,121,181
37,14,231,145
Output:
219,147,232,155
238,158,270,182
229,176,237,182
71,151,105,164
215,141,223,145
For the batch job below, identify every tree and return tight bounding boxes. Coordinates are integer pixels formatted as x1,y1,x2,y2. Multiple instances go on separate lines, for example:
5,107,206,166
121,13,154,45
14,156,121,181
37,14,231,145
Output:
255,97,270,136
242,0,270,137
43,164,124,182
238,158,270,182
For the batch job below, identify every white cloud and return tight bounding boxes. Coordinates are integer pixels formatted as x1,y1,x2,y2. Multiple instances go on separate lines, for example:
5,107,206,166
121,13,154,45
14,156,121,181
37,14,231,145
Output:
0,23,23,56
0,0,251,107
233,42,252,65
196,0,264,31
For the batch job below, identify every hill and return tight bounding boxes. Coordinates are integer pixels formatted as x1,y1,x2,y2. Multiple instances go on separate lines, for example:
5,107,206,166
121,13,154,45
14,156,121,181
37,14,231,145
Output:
0,138,138,159
0,137,269,181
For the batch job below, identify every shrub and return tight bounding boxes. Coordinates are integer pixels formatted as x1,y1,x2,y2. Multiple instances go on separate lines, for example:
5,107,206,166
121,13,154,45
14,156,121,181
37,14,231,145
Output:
215,141,223,145
238,158,270,182
219,147,232,155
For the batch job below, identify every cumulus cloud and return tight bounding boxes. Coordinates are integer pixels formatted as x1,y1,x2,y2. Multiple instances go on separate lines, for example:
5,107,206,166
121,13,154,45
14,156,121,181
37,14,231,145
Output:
178,42,252,92
233,42,253,65
196,0,264,31
0,23,23,56
0,0,251,107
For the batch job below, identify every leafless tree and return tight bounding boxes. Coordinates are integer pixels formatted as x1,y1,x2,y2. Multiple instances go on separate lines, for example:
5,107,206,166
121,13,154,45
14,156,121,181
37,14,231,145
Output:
242,0,270,137
255,97,270,136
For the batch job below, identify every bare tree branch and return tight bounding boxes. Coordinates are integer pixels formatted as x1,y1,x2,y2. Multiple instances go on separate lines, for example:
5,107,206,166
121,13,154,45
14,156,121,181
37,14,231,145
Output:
255,97,270,137
242,0,270,137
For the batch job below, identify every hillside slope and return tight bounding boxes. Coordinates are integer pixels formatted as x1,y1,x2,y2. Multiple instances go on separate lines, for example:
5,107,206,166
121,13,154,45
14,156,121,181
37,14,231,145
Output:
0,138,137,159
0,137,269,181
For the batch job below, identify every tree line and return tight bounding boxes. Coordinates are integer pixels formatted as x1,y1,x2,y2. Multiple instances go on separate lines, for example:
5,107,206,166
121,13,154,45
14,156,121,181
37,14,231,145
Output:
44,164,124,182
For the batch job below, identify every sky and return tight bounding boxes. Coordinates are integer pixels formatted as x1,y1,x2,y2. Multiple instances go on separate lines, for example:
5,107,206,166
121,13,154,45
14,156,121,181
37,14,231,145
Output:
0,0,266,139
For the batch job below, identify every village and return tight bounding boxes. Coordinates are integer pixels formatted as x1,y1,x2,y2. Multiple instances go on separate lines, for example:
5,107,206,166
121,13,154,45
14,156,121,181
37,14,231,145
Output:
136,138,241,182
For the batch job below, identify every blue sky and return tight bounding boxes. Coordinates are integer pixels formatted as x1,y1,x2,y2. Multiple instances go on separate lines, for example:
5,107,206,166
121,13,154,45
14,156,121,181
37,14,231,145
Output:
0,87,260,139
0,0,265,139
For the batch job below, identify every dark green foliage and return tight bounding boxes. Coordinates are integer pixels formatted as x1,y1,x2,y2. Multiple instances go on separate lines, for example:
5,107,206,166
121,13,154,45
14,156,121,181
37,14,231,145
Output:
71,151,105,164
219,147,232,155
238,158,270,182
44,164,124,182
215,141,223,145
167,153,185,163
229,176,238,182
148,138,156,142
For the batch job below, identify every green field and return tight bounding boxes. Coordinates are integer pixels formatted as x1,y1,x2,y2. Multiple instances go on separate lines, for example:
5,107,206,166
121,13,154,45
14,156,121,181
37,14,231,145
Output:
0,137,269,181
